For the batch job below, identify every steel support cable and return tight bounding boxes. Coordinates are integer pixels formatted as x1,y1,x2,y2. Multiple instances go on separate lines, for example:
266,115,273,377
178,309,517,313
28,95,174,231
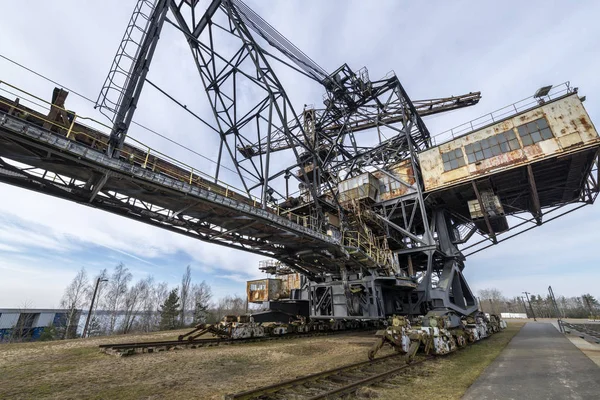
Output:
229,0,329,83
0,52,259,184
145,79,219,133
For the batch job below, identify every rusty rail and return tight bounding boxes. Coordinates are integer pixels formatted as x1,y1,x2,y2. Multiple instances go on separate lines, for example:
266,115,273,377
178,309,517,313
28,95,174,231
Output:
99,328,375,357
224,353,432,400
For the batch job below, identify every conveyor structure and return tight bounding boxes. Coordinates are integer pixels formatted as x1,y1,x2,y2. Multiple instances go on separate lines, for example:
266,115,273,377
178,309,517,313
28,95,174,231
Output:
0,0,598,325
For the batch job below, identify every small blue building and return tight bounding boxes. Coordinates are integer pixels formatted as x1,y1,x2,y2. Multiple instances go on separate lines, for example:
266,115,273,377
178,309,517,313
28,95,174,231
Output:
0,308,81,341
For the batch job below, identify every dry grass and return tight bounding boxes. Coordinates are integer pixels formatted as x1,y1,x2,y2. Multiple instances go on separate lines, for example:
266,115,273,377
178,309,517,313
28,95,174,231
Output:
0,329,394,399
0,323,525,400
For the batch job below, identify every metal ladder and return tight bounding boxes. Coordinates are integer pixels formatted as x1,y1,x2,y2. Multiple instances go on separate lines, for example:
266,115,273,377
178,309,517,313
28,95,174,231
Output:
95,0,159,122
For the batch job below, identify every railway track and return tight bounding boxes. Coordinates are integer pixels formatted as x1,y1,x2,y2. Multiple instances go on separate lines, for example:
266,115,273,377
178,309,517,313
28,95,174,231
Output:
224,353,432,400
99,329,375,356
562,322,600,342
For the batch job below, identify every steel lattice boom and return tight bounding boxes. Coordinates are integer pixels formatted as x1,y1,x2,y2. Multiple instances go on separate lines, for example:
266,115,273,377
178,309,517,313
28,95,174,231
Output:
1,0,598,322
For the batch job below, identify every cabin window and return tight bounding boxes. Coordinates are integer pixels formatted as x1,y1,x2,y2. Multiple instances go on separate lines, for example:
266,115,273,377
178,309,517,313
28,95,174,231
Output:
464,129,520,163
441,148,466,171
517,117,553,146
250,283,266,291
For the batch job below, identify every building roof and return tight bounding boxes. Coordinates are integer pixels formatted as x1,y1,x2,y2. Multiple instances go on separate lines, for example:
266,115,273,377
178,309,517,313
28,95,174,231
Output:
0,309,77,313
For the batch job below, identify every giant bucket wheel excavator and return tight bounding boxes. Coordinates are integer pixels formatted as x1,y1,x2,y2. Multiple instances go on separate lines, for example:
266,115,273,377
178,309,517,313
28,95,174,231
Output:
0,0,598,357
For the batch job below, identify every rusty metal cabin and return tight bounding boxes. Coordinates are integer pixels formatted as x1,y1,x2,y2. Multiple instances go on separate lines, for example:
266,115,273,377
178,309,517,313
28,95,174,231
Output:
419,88,599,240
247,279,276,303
247,274,301,303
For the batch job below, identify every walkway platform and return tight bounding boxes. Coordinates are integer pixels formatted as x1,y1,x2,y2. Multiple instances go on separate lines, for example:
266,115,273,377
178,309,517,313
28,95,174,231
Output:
463,322,600,400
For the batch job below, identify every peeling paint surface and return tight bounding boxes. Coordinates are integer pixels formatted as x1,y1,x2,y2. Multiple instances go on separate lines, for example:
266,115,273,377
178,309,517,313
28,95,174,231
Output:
420,94,600,192
246,274,300,302
374,160,417,201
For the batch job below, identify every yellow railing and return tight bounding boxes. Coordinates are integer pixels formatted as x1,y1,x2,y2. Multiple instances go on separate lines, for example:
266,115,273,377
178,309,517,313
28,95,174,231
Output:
342,230,389,265
0,80,314,230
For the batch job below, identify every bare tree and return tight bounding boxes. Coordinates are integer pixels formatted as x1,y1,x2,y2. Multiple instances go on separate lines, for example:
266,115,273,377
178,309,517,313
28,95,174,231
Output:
180,265,192,326
138,276,156,332
478,288,505,302
478,288,506,314
191,281,212,324
60,268,89,339
104,263,132,334
121,278,150,334
468,289,600,318
9,300,34,343
142,280,169,332
214,295,246,321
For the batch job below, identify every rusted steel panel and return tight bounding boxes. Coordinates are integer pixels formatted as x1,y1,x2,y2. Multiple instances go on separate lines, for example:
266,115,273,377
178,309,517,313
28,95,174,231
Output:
247,279,269,302
281,273,301,295
419,94,600,192
246,275,299,303
373,159,417,201
338,173,379,204
268,279,282,300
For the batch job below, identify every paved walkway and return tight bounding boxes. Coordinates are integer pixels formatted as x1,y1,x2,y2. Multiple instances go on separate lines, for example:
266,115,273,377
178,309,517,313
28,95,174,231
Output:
463,322,600,400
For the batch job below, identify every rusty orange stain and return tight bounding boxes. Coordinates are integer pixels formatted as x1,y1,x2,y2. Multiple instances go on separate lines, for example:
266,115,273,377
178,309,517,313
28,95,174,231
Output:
580,117,592,133
419,93,599,192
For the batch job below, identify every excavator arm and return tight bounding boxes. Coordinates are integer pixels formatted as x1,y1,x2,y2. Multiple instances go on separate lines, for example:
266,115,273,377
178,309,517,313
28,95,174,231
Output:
238,91,481,157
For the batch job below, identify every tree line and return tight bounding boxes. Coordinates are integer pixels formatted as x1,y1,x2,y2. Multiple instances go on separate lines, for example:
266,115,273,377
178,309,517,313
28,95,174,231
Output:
55,263,247,339
477,288,600,319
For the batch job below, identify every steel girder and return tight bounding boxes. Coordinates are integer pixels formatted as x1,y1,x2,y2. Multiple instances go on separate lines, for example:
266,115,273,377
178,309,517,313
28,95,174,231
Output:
0,111,344,278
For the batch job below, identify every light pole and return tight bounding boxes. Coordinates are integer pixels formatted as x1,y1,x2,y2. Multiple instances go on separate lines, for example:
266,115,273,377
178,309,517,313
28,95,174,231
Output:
519,296,528,316
523,291,537,321
82,277,108,338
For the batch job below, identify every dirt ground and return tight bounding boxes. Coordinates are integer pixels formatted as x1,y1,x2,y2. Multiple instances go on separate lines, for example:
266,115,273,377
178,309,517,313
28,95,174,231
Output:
0,329,396,399
0,322,530,400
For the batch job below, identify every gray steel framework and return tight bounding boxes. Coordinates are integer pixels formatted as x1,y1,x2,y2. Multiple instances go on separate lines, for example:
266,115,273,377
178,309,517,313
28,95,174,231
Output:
0,0,598,322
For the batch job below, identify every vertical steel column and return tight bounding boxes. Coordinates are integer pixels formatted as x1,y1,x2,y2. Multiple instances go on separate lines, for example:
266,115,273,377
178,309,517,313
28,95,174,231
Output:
548,285,564,333
523,291,537,321
107,0,170,156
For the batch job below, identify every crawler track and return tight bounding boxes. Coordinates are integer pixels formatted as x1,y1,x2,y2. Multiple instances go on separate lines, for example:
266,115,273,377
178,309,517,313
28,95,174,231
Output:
224,353,431,400
99,329,375,356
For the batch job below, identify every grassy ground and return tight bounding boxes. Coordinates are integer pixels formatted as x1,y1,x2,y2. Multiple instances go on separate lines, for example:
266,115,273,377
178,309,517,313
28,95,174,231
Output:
0,329,395,400
361,321,526,400
0,323,524,400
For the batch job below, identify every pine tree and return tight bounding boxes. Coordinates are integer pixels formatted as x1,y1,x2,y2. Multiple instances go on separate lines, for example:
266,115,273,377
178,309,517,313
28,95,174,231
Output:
39,323,58,342
192,281,212,325
159,289,181,330
87,315,104,337
193,300,208,325
582,294,599,317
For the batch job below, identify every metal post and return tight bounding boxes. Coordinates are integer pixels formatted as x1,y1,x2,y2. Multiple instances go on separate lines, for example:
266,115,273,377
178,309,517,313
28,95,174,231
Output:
519,296,529,316
548,286,564,333
82,277,108,338
523,291,537,321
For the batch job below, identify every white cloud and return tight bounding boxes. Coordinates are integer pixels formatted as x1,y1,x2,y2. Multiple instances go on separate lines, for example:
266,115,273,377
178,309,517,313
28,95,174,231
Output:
0,243,20,252
216,274,253,284
0,0,599,308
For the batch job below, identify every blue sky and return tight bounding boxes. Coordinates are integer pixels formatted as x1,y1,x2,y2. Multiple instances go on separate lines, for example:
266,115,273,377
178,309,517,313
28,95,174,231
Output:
0,0,599,307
